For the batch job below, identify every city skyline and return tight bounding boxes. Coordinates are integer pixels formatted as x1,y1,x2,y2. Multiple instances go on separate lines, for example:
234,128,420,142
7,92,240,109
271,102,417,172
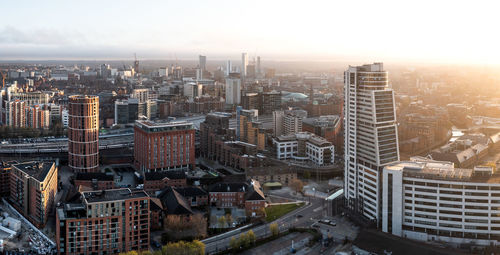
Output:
1,0,500,65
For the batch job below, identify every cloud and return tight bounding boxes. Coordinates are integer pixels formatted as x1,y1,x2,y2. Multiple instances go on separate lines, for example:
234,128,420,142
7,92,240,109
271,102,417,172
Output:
0,26,86,46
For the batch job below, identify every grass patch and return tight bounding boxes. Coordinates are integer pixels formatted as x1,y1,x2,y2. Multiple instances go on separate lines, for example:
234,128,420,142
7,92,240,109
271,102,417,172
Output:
265,202,304,222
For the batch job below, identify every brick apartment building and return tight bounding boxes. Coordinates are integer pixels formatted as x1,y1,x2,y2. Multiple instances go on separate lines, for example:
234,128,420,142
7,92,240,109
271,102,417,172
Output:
56,188,150,255
68,95,99,173
10,161,58,228
0,161,13,197
134,120,195,172
143,171,187,192
74,172,115,190
208,180,266,216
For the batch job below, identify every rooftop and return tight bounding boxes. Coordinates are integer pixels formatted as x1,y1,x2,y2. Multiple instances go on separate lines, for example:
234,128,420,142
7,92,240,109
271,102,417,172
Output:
82,188,149,203
386,159,500,183
135,120,194,132
13,161,55,182
144,170,186,181
75,172,114,181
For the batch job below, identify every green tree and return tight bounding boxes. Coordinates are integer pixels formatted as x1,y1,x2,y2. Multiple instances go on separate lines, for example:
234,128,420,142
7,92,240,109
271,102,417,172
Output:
270,223,279,237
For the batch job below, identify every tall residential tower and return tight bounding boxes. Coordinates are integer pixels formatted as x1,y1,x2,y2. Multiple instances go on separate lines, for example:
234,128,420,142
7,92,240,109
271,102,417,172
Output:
68,95,99,173
343,63,399,222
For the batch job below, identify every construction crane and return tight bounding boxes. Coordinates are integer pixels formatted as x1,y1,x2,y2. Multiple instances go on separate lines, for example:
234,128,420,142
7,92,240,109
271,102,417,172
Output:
0,69,5,89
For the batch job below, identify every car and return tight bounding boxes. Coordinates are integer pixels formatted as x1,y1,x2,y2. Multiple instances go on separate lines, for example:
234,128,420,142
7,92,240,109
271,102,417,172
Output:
297,214,303,218
312,224,320,228
151,241,161,249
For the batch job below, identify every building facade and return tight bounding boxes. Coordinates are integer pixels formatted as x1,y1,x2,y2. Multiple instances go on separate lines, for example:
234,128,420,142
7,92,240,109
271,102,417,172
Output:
225,77,241,105
382,158,500,246
68,95,99,173
56,189,150,255
273,132,334,166
134,120,195,172
10,161,58,227
344,63,399,222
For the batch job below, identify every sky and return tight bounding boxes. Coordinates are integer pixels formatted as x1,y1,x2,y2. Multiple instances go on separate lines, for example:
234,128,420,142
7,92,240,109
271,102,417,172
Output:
1,0,500,65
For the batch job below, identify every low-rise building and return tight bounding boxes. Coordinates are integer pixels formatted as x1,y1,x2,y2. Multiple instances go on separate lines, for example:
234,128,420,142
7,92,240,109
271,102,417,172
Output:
273,132,334,166
208,180,266,216
143,171,187,192
74,173,115,190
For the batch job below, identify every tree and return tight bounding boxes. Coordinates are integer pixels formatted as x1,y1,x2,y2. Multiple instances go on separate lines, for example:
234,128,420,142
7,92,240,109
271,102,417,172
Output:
229,236,239,250
270,223,279,237
225,213,233,227
247,230,256,244
140,251,152,255
218,215,227,228
151,251,163,255
118,251,138,255
303,170,311,179
163,240,205,255
191,214,208,238
239,233,250,248
290,179,304,194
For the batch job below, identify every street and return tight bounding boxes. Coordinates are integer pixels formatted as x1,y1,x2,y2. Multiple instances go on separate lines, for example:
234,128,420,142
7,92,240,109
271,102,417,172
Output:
202,192,328,254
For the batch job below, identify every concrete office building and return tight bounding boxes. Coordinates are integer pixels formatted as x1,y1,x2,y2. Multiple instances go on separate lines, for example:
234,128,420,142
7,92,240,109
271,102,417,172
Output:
134,120,195,172
199,55,207,71
225,77,241,105
344,63,399,222
56,189,150,254
273,132,334,166
68,95,99,173
382,158,500,246
241,53,248,77
183,82,203,100
226,60,232,76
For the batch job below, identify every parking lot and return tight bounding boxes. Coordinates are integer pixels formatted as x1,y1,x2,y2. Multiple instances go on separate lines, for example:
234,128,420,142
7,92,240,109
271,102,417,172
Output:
311,215,359,241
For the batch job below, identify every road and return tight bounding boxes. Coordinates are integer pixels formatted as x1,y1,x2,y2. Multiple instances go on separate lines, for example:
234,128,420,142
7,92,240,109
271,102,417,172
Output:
202,194,327,254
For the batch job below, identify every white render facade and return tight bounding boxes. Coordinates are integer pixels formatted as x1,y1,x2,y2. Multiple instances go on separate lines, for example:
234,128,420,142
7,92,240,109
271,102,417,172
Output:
344,63,399,222
273,132,334,166
225,78,241,105
383,158,500,246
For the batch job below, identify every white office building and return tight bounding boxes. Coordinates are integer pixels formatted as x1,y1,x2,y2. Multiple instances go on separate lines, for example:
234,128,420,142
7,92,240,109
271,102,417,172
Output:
273,132,334,166
344,63,399,222
183,82,203,100
383,158,500,246
241,53,248,77
225,77,241,105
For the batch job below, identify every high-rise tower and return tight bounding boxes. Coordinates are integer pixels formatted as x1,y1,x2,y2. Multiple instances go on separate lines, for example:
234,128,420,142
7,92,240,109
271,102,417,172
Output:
241,53,248,77
199,55,207,71
343,63,399,223
68,95,99,173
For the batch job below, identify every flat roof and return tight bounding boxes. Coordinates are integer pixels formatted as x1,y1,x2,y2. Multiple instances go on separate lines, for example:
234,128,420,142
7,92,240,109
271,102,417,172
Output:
83,188,149,203
13,161,55,182
135,120,194,132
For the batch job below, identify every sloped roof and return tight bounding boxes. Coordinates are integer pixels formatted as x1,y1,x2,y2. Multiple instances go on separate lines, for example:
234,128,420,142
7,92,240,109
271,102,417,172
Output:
174,186,207,197
158,187,192,215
